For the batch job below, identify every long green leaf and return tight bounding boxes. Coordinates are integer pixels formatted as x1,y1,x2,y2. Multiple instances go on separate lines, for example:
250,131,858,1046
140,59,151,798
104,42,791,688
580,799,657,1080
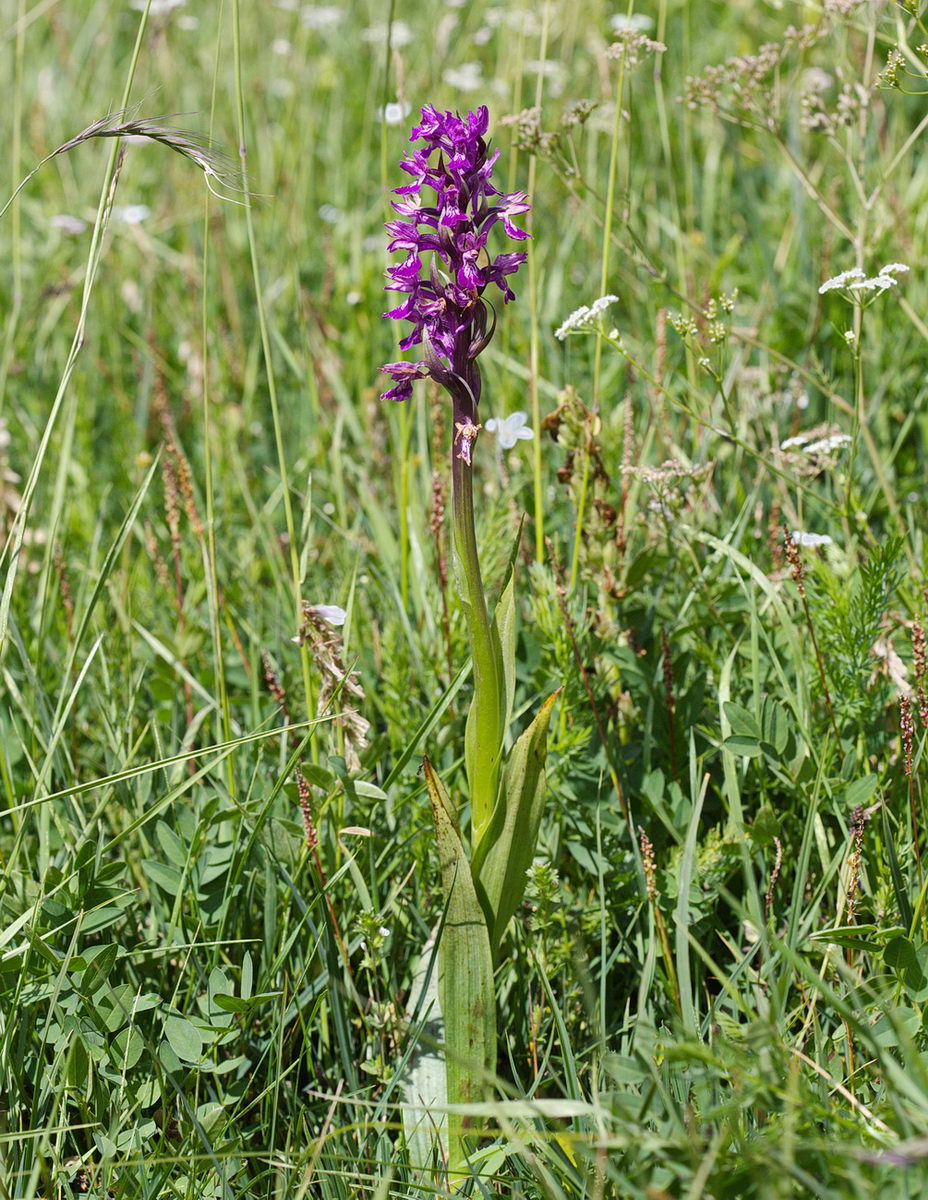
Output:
423,757,496,1166
474,691,558,956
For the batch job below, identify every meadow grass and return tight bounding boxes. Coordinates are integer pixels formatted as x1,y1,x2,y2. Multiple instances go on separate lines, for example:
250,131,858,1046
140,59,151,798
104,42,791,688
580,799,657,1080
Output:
2,0,928,1196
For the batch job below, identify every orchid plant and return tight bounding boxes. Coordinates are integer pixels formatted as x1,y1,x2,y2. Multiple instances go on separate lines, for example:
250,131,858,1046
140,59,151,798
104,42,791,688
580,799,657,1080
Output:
380,105,557,1166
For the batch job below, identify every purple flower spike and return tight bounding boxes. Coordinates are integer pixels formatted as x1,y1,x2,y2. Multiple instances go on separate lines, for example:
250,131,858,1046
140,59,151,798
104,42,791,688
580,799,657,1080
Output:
378,104,530,417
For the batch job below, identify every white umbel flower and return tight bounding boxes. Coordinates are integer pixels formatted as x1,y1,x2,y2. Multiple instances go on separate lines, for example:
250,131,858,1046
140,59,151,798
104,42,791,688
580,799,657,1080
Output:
554,294,619,339
791,531,833,548
819,261,909,295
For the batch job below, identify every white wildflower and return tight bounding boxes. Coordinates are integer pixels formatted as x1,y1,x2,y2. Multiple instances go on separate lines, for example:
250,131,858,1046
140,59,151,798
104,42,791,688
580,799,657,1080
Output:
301,5,343,29
524,59,567,95
818,267,865,294
272,38,292,55
51,214,87,235
820,261,908,297
781,431,851,454
791,531,833,548
361,19,413,46
802,67,832,92
318,204,342,224
485,411,534,450
554,294,619,339
308,604,347,627
485,7,541,35
609,12,653,32
379,100,412,125
804,433,852,454
111,204,151,225
844,330,856,345
442,62,483,91
130,0,184,12
847,274,896,293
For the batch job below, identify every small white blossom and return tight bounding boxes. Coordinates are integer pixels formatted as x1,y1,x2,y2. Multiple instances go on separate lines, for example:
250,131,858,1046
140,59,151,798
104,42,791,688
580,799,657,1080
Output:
818,267,865,294
844,330,856,345
272,38,292,55
301,5,343,29
819,261,909,297
791,531,833,548
804,433,852,454
609,12,653,32
361,19,412,46
442,62,483,91
111,204,151,224
781,432,851,454
554,294,619,339
485,411,534,450
308,604,347,627
51,213,87,234
847,274,897,293
802,67,832,92
379,100,412,125
130,0,185,12
318,204,342,224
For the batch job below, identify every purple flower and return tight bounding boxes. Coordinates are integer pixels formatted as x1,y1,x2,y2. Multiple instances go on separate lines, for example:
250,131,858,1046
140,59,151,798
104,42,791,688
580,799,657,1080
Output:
378,104,530,414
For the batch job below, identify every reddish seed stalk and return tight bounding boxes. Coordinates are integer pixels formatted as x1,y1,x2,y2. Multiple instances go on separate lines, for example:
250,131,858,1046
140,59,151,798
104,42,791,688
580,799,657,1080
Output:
784,528,841,744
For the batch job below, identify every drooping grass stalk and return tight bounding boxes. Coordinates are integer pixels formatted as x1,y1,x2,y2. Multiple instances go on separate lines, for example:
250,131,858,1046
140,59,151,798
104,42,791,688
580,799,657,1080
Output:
0,3,155,652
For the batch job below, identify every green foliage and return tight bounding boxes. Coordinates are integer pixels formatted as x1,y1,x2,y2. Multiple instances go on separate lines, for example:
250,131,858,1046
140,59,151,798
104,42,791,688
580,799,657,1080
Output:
808,536,906,720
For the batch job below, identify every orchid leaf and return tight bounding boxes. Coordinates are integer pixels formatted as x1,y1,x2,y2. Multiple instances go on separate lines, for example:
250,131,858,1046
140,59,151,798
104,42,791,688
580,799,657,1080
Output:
465,520,523,844
423,757,496,1166
474,691,559,956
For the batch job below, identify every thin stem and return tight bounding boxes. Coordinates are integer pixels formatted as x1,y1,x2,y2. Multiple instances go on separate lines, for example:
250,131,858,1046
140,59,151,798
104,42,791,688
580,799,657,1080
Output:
527,3,551,564
450,408,503,846
232,0,317,755
569,51,624,592
203,1,234,795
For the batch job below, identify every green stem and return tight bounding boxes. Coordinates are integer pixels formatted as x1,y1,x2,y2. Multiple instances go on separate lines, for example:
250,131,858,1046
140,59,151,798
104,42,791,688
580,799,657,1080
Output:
451,421,503,846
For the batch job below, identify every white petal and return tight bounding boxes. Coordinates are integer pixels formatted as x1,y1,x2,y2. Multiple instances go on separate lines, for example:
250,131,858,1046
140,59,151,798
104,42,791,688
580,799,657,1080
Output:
309,604,347,626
